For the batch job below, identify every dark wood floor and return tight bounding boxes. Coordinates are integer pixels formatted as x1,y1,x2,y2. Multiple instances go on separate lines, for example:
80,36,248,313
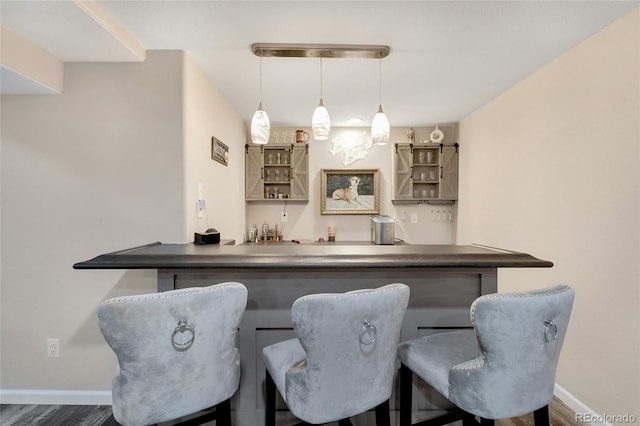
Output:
0,396,579,426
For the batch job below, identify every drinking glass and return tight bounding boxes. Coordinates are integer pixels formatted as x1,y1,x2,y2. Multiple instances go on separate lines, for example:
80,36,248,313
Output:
427,151,434,163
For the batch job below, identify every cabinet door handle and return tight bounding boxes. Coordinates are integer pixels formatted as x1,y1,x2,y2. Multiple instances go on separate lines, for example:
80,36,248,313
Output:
440,166,443,179
261,167,264,180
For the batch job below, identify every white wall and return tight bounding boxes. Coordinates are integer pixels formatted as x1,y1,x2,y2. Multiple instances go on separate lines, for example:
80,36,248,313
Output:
0,50,245,397
457,8,639,421
183,53,246,243
245,126,457,245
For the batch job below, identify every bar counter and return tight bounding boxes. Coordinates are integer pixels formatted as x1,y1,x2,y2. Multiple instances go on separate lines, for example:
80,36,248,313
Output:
73,241,552,270
75,242,552,426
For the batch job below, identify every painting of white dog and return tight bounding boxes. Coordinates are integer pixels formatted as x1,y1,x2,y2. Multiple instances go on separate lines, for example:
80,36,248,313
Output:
325,173,374,210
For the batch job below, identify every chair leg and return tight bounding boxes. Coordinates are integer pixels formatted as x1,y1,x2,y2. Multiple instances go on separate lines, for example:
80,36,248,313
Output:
265,370,277,426
462,414,478,426
399,363,413,426
374,399,391,426
170,406,217,426
216,398,231,426
533,405,550,426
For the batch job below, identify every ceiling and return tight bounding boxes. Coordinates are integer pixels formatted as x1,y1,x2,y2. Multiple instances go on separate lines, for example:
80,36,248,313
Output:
1,1,638,127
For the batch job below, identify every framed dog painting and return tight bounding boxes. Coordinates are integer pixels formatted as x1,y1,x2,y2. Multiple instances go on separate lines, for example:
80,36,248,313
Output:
320,169,380,215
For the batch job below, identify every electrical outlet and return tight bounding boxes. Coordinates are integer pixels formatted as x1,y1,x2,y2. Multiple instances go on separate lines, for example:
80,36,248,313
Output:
410,213,418,224
47,338,60,358
281,212,288,222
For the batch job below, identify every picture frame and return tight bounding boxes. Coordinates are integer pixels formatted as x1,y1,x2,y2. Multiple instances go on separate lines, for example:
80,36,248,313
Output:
211,137,229,166
320,168,380,215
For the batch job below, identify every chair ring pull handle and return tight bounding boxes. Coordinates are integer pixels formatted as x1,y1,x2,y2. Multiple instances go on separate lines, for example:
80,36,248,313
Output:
544,319,558,343
360,319,377,345
172,318,195,351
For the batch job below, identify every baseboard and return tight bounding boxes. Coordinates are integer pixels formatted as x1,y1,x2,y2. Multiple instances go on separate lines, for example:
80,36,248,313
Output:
0,389,112,405
555,384,611,426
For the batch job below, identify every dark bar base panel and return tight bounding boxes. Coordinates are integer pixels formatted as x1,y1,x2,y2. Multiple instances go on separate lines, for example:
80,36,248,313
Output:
74,242,552,426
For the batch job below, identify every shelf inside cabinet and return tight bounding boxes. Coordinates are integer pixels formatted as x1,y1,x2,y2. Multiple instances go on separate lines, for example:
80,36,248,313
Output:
412,183,439,200
264,183,290,200
264,148,290,167
412,147,439,166
412,164,439,183
264,167,290,183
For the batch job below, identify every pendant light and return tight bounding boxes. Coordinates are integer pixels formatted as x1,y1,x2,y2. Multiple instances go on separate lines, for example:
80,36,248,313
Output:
312,57,330,140
251,52,270,145
371,52,390,145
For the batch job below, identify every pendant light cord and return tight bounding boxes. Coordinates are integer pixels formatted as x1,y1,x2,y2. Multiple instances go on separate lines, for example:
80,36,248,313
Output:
259,50,263,104
378,52,382,106
320,57,323,99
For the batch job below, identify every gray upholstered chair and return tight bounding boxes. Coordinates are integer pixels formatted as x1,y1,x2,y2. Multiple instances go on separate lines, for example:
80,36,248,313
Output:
97,282,248,426
262,283,410,426
397,285,574,426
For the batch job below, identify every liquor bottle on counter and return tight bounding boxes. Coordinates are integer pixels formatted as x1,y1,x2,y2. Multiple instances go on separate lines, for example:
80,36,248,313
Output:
249,224,258,243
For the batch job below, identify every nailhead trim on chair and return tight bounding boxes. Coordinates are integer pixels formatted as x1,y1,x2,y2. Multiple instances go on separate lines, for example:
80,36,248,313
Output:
469,285,570,323
100,282,243,304
291,284,407,310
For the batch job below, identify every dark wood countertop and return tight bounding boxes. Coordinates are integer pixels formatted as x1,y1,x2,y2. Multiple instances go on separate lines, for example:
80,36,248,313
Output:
73,241,553,270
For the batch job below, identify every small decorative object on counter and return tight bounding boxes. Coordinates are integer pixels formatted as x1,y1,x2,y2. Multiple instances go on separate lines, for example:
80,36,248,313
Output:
370,215,395,245
328,225,335,242
249,224,258,243
194,228,220,245
262,221,269,239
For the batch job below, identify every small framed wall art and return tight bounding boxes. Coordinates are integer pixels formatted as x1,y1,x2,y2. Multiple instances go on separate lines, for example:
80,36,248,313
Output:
211,137,229,166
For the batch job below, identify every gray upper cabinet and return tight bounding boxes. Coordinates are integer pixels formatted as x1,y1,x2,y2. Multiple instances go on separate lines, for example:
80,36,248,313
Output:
394,145,413,200
393,143,459,203
245,144,309,201
245,146,264,199
289,145,308,199
439,144,459,200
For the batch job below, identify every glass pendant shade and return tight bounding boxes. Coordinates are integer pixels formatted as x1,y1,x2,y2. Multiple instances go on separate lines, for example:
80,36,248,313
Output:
312,98,330,140
251,102,270,145
371,104,390,145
